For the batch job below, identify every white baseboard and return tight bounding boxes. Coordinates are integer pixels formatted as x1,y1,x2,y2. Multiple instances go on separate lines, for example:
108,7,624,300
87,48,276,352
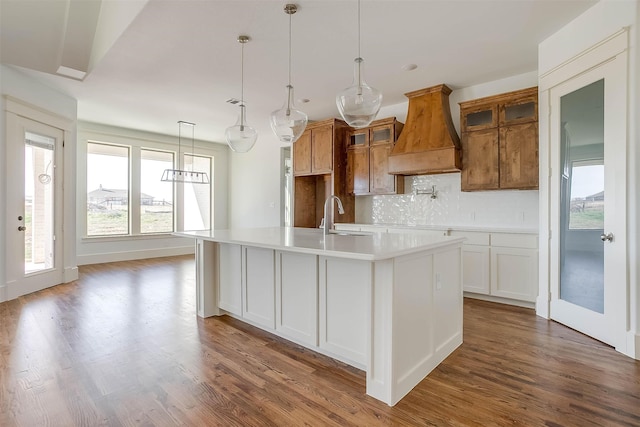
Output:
64,266,79,283
77,246,194,266
624,331,640,360
0,284,6,303
463,292,535,309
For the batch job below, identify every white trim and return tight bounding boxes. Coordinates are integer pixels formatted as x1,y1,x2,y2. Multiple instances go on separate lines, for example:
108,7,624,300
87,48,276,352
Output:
538,29,629,351
0,284,6,303
626,331,640,360
4,96,74,131
539,29,628,91
464,292,535,310
77,245,194,266
64,266,79,283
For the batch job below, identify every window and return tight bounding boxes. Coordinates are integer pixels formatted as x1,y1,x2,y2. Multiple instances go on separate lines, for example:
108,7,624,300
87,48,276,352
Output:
84,136,215,238
87,143,130,236
141,149,174,234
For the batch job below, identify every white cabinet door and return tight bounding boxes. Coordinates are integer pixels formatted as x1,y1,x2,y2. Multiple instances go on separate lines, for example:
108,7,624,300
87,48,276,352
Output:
491,247,538,302
461,245,490,294
276,251,318,346
218,243,242,315
319,256,369,366
242,246,275,329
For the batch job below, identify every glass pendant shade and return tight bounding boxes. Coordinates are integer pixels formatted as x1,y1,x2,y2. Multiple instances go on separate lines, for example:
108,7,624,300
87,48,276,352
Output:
225,104,258,153
270,84,308,144
336,57,382,129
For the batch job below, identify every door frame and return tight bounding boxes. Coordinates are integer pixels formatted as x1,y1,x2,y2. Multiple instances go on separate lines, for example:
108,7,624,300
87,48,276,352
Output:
3,97,77,301
538,30,629,354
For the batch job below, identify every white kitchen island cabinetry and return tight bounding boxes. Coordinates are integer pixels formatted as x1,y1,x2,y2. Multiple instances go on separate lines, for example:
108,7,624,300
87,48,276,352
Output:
178,227,464,406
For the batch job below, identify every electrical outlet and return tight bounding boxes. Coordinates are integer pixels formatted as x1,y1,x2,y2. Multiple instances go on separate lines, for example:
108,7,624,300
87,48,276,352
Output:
436,273,442,290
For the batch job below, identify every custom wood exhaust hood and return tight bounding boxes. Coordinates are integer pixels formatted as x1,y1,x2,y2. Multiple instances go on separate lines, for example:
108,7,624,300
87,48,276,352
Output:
388,84,461,175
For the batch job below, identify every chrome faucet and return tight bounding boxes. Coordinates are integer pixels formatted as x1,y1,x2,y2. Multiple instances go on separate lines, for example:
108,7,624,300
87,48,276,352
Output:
323,195,345,235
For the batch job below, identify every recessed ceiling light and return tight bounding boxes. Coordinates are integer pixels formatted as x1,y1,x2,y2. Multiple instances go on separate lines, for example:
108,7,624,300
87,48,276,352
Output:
297,98,310,104
401,64,418,72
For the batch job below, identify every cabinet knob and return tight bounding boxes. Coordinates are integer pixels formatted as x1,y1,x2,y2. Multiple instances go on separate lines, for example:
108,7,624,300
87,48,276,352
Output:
18,226,26,231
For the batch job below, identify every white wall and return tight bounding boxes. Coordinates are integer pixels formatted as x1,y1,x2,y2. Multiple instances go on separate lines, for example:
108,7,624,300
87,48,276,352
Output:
229,122,286,228
0,64,78,301
538,0,639,358
76,121,230,265
355,71,539,230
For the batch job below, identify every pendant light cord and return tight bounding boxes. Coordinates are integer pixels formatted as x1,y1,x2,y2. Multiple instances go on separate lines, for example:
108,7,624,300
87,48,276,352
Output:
357,0,362,88
357,0,361,60
241,41,245,105
288,10,292,87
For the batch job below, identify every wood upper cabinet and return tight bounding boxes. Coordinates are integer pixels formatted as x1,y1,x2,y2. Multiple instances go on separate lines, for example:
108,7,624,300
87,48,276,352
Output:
461,128,499,191
460,87,538,191
346,117,404,195
293,131,312,175
347,147,369,195
293,122,334,176
292,118,354,228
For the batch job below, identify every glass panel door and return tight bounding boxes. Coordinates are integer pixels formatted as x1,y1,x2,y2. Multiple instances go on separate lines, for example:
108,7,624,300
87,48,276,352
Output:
24,132,56,273
548,48,627,350
559,79,605,313
6,113,65,299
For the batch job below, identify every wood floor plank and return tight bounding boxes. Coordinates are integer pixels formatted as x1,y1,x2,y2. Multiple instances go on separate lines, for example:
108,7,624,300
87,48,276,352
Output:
1,255,638,426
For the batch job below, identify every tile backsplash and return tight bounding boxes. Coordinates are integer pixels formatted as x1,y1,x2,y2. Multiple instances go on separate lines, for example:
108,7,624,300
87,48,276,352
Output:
356,173,538,229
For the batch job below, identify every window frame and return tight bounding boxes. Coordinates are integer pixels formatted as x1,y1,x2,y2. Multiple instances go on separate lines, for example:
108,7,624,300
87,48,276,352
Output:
81,134,215,241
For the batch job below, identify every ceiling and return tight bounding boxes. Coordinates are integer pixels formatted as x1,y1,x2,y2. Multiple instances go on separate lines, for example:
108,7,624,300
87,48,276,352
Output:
1,0,598,143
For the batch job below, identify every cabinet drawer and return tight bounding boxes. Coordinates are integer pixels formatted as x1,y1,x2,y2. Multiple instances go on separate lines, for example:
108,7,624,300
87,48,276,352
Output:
491,233,538,249
449,231,490,246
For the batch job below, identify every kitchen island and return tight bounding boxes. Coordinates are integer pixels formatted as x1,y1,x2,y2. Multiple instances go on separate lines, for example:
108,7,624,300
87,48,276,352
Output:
176,227,464,406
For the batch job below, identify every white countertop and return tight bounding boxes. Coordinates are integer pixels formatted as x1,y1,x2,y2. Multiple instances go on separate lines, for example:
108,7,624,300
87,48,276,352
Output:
337,223,539,235
176,227,465,261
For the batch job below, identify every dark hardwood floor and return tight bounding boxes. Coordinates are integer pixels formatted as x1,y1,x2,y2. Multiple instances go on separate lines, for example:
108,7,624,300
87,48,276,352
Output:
1,255,638,426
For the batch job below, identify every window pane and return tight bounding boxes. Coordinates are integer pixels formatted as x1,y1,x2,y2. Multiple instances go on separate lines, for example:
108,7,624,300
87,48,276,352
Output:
25,132,55,273
183,154,211,230
87,143,129,236
569,163,604,230
141,149,174,233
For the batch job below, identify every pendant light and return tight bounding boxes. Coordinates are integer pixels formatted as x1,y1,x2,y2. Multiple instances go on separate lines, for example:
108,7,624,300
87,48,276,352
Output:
225,35,258,153
336,0,382,129
161,121,210,184
270,4,308,144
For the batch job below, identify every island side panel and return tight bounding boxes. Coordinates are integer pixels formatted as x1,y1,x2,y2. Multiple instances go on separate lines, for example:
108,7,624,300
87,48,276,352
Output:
391,245,463,405
195,238,220,318
367,244,464,406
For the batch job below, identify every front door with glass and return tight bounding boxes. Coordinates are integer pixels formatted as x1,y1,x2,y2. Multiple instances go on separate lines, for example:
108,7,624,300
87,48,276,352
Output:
6,114,64,299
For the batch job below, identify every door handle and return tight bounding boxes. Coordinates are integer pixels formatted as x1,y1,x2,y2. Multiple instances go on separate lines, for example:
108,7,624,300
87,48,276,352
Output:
18,226,26,231
600,232,613,242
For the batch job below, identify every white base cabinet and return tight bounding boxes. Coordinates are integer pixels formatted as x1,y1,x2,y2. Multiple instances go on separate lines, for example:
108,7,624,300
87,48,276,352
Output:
450,230,538,303
275,251,318,346
242,246,276,329
319,257,369,366
218,243,242,316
